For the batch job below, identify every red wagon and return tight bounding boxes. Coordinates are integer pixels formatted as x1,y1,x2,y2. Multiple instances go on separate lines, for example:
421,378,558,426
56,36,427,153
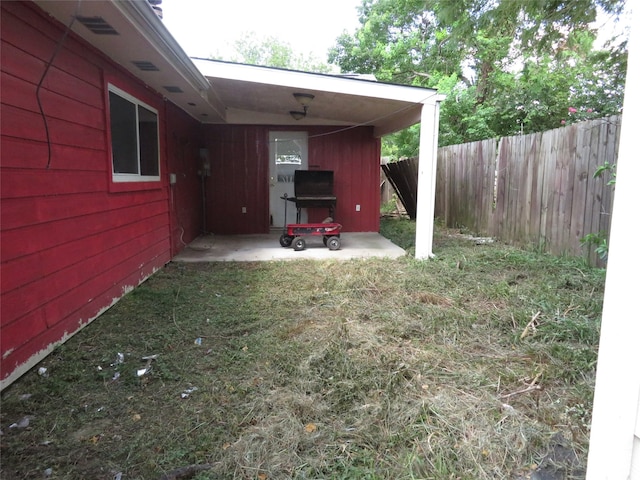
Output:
279,190,342,251
279,222,342,251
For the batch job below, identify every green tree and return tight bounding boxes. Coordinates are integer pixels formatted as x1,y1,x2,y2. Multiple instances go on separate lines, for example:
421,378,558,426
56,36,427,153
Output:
330,0,628,151
211,32,334,73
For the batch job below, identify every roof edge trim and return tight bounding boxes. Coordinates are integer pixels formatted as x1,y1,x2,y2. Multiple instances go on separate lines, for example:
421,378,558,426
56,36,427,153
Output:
192,58,440,104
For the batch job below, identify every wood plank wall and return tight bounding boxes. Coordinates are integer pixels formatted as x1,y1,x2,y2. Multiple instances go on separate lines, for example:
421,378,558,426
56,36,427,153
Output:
309,126,380,232
434,116,620,263
0,2,201,388
165,102,205,254
202,125,380,233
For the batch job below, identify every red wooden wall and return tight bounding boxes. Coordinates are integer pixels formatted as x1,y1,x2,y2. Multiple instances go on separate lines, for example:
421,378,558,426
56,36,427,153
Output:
165,102,205,254
309,126,381,232
0,2,202,388
203,125,271,234
202,125,381,234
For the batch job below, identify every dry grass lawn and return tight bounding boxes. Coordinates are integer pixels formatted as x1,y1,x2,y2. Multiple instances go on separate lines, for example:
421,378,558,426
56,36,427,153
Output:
0,219,605,479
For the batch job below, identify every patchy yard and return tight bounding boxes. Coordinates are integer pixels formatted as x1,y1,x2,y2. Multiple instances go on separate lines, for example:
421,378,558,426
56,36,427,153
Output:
1,219,605,479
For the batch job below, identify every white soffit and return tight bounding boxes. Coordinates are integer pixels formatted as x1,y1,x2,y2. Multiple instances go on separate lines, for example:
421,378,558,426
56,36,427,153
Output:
194,59,441,134
193,59,438,105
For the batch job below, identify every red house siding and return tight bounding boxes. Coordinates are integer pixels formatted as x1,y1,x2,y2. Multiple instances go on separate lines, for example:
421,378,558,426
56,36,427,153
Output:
0,2,201,388
202,125,271,234
202,125,380,234
165,102,205,255
308,126,381,232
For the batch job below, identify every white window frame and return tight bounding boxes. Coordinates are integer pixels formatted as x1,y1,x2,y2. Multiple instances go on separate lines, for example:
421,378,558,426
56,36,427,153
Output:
108,84,160,183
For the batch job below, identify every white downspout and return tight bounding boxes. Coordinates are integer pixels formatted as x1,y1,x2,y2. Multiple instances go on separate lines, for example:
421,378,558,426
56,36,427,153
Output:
415,96,444,259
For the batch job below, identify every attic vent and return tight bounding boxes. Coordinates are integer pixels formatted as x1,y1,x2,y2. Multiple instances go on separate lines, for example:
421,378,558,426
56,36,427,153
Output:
163,86,183,93
76,16,118,35
132,61,160,72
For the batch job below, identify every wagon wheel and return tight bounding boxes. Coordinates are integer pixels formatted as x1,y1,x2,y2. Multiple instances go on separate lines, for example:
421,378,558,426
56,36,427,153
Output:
293,237,306,251
279,234,293,247
322,236,328,246
327,236,341,251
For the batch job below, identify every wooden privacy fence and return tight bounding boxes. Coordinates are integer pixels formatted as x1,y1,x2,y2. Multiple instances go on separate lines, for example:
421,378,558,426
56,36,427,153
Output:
434,116,620,262
382,116,620,262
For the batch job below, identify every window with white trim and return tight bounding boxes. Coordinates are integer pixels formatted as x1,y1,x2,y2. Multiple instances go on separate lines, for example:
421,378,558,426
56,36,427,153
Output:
108,85,160,182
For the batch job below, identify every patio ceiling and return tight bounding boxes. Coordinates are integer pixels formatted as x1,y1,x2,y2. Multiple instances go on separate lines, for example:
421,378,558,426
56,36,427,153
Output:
194,59,438,137
35,0,439,138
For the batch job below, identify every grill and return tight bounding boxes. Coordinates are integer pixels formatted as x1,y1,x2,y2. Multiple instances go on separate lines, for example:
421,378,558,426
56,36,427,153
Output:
279,169,342,251
291,170,336,221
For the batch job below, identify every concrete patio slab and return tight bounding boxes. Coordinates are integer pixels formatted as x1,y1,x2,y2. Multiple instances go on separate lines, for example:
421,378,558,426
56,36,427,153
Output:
172,232,406,262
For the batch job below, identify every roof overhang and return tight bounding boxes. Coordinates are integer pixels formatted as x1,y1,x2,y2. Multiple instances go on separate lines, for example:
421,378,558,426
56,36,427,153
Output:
33,0,442,137
33,0,226,122
194,59,441,137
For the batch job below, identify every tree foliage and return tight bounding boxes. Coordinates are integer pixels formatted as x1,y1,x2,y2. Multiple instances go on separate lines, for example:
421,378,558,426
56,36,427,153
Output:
212,32,334,73
329,0,628,152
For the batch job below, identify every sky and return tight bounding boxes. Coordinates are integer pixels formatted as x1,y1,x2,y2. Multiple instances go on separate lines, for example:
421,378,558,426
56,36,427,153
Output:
161,0,363,62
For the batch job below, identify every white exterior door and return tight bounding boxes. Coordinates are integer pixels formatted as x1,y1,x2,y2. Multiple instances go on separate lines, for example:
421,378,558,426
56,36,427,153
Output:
269,131,308,228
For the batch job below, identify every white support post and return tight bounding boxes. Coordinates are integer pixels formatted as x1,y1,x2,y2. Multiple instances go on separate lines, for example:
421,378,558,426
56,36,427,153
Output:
586,8,640,478
415,98,443,259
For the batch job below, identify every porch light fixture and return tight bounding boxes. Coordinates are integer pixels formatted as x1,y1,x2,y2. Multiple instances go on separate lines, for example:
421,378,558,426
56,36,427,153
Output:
294,93,315,106
290,92,315,120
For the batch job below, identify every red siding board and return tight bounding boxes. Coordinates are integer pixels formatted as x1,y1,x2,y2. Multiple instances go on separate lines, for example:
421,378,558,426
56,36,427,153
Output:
1,233,171,375
1,224,169,328
42,238,171,328
1,104,105,150
2,72,105,130
308,126,380,232
0,137,107,171
0,41,48,84
2,214,169,295
0,2,200,388
2,59,103,112
1,169,107,200
1,104,46,143
1,316,74,382
0,311,47,358
2,201,168,262
2,190,165,229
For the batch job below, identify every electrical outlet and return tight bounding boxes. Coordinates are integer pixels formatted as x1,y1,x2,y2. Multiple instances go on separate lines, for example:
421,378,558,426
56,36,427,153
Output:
242,206,247,214
355,204,361,212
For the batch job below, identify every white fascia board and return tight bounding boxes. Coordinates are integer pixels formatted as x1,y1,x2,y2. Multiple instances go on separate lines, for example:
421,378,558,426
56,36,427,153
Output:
193,59,439,105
